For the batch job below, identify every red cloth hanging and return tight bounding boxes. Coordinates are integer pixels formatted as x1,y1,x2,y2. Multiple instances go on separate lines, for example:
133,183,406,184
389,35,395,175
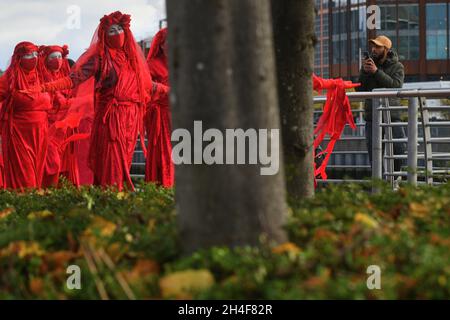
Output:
312,74,360,182
145,28,173,188
0,42,52,191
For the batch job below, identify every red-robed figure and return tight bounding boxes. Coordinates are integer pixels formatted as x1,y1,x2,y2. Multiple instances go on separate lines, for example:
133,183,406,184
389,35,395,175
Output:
27,11,167,191
0,42,52,191
145,28,173,187
38,45,79,187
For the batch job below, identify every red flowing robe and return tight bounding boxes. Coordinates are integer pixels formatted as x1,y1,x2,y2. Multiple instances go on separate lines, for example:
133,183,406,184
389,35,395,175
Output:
39,47,78,188
0,68,51,191
91,52,141,189
64,49,143,191
0,102,3,189
145,28,173,187
37,12,167,191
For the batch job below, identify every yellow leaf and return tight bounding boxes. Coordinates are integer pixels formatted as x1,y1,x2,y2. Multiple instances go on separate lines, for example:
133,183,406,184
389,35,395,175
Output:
159,269,215,299
0,207,15,219
147,219,156,233
81,217,117,247
272,242,301,254
27,210,54,220
0,241,45,258
438,276,447,287
87,217,117,237
354,213,379,229
409,202,429,217
117,192,129,200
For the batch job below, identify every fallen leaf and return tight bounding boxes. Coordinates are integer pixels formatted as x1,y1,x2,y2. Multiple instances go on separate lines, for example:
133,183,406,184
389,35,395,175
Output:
29,278,44,295
159,269,215,299
0,241,45,258
409,202,429,218
0,207,15,219
27,210,54,220
354,213,379,229
125,259,160,284
272,242,301,254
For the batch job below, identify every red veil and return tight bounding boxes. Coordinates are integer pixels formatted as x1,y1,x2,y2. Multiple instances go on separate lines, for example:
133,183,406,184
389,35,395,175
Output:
53,11,152,146
43,11,153,189
147,28,168,84
144,27,173,187
38,45,71,84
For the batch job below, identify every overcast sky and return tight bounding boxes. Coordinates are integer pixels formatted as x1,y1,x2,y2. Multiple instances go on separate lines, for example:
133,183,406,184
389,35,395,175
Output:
0,0,166,70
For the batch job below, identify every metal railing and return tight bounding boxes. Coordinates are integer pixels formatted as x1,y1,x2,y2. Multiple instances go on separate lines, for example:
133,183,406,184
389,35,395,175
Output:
314,88,450,187
130,88,450,187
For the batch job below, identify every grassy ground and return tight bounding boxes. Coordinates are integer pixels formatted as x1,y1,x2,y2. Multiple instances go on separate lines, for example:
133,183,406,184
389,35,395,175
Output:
0,180,449,299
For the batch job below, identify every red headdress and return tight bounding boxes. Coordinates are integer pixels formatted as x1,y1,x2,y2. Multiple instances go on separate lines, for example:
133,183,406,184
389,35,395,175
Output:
73,11,152,106
4,41,40,91
38,45,71,85
0,41,40,122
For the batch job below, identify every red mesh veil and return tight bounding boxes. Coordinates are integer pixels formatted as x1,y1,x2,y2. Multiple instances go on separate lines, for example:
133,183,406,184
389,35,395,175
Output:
50,11,152,156
38,45,71,83
1,42,40,120
146,27,168,81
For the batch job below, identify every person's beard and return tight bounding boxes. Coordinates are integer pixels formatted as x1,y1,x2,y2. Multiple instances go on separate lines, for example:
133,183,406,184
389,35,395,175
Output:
371,53,381,63
371,51,385,64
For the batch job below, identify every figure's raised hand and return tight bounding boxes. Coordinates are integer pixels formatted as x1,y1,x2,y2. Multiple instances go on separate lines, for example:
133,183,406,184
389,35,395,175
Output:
19,85,42,99
343,81,360,89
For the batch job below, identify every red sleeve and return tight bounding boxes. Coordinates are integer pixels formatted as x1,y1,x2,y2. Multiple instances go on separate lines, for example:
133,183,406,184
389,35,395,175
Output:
0,74,9,102
69,54,99,87
151,82,169,104
42,76,74,93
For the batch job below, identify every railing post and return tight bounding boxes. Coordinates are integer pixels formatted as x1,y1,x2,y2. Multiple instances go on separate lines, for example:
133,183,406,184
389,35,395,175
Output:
372,98,383,185
407,97,418,185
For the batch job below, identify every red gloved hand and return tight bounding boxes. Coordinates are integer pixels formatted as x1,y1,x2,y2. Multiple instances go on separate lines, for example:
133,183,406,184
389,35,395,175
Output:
42,76,73,93
19,85,43,99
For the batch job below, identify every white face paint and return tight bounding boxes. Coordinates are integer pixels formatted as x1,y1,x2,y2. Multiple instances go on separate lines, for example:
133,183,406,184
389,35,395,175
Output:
48,51,62,61
108,24,124,36
22,51,38,59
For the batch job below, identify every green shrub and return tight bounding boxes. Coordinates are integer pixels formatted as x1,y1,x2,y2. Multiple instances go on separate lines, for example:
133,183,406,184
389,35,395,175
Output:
0,181,448,299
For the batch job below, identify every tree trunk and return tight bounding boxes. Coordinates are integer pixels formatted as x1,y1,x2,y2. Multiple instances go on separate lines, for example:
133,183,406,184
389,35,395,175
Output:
167,0,288,254
271,0,316,202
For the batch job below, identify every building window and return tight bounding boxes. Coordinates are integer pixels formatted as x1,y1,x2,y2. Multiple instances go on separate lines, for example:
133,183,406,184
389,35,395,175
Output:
426,3,448,60
398,4,420,60
339,0,348,64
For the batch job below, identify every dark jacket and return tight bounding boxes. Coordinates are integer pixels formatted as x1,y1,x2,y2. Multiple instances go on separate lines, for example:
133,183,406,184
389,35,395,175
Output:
357,49,405,121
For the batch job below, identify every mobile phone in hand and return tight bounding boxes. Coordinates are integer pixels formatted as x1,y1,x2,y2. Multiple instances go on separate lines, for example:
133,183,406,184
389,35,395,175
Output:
363,51,370,60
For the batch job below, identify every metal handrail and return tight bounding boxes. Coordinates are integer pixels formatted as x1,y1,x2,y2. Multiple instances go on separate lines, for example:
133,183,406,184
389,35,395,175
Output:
312,88,450,189
314,88,450,103
130,89,450,185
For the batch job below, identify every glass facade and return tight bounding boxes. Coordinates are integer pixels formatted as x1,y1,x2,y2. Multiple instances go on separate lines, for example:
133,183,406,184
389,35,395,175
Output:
314,0,330,78
315,0,450,81
398,4,419,60
426,3,448,60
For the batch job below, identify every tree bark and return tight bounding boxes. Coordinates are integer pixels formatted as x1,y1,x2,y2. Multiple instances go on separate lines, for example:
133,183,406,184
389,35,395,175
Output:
167,0,288,254
271,0,316,202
